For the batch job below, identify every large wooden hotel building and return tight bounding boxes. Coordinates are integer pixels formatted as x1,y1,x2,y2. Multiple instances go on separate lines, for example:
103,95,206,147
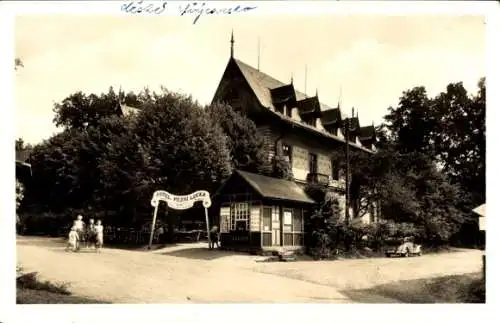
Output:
211,34,379,252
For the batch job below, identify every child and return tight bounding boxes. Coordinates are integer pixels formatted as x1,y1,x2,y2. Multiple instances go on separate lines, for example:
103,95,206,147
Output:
66,226,79,252
95,220,104,253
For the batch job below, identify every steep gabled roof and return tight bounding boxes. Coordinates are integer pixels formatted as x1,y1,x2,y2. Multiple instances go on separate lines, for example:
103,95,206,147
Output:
226,58,374,154
234,59,331,111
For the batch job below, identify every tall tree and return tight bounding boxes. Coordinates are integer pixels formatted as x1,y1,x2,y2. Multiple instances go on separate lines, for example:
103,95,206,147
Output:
382,86,437,155
431,79,485,206
27,88,234,226
25,129,88,213
381,78,485,206
332,148,465,242
133,89,232,195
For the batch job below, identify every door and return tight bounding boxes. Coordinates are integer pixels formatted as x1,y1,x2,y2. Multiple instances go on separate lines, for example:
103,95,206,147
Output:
271,206,281,246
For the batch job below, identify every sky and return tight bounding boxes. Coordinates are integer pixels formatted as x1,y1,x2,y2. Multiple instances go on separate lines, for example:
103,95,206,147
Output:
15,14,485,144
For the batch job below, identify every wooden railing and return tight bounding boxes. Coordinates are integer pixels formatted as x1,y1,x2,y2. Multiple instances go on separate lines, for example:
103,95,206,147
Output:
306,172,329,185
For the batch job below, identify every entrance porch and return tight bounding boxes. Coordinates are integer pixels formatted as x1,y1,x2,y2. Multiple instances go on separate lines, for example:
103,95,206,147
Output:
213,170,315,253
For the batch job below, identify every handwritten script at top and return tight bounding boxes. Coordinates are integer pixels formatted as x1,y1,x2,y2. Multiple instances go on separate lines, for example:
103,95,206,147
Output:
121,1,257,24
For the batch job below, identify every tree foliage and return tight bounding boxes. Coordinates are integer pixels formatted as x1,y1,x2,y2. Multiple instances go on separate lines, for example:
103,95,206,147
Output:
380,78,485,206
205,102,271,175
327,78,485,245
332,146,466,242
25,88,233,226
52,87,123,130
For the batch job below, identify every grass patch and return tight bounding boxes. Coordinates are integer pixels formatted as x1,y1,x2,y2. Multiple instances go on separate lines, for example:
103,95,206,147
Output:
17,271,71,295
17,288,107,304
343,272,485,303
16,266,108,304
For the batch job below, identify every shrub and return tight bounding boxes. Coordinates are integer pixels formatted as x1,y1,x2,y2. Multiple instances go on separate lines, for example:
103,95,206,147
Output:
272,154,294,181
304,184,343,258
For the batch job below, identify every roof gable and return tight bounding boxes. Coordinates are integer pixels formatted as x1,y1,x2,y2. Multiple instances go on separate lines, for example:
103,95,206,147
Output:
359,125,376,141
321,108,342,126
297,96,321,117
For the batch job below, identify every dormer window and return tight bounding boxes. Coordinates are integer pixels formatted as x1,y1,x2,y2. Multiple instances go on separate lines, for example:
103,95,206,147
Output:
285,105,292,117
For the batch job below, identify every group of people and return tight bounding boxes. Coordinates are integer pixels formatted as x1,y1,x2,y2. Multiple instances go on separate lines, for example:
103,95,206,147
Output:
66,214,104,252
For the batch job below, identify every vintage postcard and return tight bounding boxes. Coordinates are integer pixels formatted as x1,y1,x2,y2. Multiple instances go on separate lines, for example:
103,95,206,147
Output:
1,0,497,322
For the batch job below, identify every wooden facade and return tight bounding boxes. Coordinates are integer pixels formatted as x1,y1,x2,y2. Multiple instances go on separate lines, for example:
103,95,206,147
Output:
213,170,314,252
212,39,380,224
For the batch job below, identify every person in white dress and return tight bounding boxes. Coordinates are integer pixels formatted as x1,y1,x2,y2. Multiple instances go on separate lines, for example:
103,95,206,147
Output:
95,220,104,253
66,226,79,252
74,215,85,250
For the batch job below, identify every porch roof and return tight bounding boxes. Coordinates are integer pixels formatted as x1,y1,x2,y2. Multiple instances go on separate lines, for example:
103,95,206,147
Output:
232,170,315,204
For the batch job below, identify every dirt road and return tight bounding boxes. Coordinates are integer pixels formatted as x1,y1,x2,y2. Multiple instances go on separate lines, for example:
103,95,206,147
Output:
16,236,482,303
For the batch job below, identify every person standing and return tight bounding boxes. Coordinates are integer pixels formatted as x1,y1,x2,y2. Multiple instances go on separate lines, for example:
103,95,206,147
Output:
74,215,85,250
87,218,97,249
209,225,220,249
95,220,104,253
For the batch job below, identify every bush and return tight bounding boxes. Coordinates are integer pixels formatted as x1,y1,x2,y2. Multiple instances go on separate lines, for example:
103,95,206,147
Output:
272,154,294,181
304,184,344,258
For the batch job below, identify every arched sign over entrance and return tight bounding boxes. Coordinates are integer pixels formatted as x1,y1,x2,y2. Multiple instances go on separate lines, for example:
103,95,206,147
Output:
148,190,212,249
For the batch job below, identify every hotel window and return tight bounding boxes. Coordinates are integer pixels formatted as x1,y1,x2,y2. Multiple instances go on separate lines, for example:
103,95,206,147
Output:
282,143,292,164
331,159,339,180
283,208,304,246
308,153,318,174
230,203,249,231
283,209,304,233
